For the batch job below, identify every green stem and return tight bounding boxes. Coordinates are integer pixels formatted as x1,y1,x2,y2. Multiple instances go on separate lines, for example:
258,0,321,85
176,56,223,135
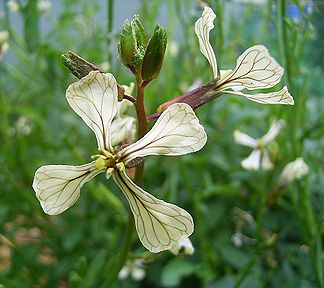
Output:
234,255,258,288
107,0,114,64
299,181,324,288
102,214,134,287
276,2,322,286
255,189,268,254
134,80,148,185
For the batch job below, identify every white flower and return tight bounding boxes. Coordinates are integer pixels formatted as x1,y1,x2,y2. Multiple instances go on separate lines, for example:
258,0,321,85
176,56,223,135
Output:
99,61,110,72
0,31,9,45
0,31,9,61
118,259,146,281
234,120,285,170
278,158,309,185
32,71,207,253
16,116,32,135
37,0,52,14
168,41,179,57
195,7,294,105
169,237,194,255
7,0,20,12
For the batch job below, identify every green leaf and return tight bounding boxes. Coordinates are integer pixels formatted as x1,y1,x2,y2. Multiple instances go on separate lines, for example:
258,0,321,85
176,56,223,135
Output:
161,259,195,287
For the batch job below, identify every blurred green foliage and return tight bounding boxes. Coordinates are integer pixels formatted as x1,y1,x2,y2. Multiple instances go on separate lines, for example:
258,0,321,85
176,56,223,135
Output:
0,0,323,287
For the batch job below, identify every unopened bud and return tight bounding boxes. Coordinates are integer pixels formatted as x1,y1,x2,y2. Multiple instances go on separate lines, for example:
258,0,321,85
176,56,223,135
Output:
119,20,137,68
132,16,147,50
61,51,99,79
141,25,167,82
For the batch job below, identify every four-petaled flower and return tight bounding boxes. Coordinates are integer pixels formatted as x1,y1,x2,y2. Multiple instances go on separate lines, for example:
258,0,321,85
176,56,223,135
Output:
234,120,285,170
32,71,207,253
195,7,294,105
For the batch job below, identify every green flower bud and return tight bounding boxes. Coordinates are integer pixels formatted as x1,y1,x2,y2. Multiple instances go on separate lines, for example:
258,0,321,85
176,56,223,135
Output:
132,15,147,49
119,20,137,68
61,51,99,79
141,25,167,83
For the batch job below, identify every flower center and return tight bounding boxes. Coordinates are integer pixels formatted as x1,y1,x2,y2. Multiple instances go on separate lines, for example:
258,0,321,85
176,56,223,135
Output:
256,139,265,150
93,149,125,178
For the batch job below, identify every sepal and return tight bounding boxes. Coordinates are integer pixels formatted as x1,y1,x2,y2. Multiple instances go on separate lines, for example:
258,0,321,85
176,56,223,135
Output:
141,25,167,83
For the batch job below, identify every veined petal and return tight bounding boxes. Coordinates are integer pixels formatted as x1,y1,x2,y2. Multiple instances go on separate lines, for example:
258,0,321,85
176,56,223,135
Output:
241,149,261,170
220,69,244,91
224,86,294,105
261,150,274,170
261,119,285,144
113,170,194,253
234,130,257,148
195,7,218,79
32,162,103,215
111,117,136,147
218,45,284,90
66,71,118,151
119,103,207,163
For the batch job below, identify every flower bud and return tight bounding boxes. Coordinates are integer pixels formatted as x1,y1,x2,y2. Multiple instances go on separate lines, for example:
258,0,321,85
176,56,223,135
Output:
132,16,147,50
61,51,99,79
119,20,137,68
141,25,167,82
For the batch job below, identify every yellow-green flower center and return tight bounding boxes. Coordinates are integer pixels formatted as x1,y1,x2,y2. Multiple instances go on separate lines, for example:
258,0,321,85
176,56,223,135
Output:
256,139,265,150
93,150,125,173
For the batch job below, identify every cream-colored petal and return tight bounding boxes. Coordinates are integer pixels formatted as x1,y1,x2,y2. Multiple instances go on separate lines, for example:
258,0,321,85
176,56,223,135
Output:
261,150,274,170
66,71,118,151
195,6,218,79
110,117,136,147
218,45,284,90
234,130,257,148
113,170,194,253
241,149,261,170
119,103,207,163
261,120,285,144
32,162,103,215
224,86,294,105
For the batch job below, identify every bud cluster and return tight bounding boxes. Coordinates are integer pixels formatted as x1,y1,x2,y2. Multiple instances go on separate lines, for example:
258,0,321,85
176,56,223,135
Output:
119,16,167,83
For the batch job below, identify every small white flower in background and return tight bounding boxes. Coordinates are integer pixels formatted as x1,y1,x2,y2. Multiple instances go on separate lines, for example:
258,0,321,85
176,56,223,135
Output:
169,237,195,255
195,7,294,105
168,41,179,57
99,61,110,72
118,259,146,281
16,116,32,136
7,0,20,12
0,31,9,45
37,0,52,14
278,158,309,185
234,120,285,170
231,232,243,248
32,71,207,253
0,31,9,61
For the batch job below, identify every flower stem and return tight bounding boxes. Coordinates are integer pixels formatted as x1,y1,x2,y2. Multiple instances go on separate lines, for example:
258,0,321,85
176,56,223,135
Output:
107,0,114,64
134,80,148,185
